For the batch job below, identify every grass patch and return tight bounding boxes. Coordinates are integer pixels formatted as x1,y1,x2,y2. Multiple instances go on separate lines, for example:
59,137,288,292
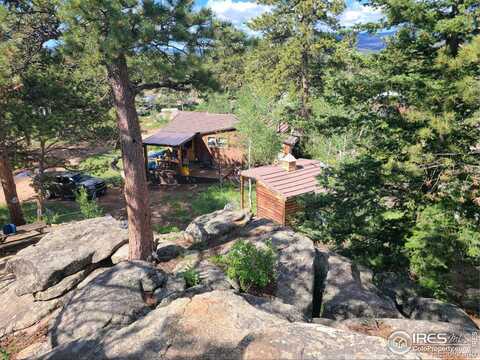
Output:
191,184,255,216
0,201,84,226
152,224,180,234
170,201,191,223
139,112,169,131
78,150,123,187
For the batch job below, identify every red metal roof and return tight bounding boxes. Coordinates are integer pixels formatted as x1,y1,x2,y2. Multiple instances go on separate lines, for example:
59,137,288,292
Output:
161,111,238,134
143,131,195,147
241,159,326,199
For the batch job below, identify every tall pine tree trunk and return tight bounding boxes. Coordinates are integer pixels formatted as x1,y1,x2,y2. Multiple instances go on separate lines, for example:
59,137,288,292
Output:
36,138,47,221
0,142,26,226
107,54,153,261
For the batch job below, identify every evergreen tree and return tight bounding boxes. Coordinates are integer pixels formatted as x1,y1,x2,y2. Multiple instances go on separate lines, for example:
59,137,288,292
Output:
0,0,59,225
59,0,214,260
298,0,480,298
249,0,345,120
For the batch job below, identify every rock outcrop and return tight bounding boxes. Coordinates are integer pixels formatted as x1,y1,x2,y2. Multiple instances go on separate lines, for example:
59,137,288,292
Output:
1,211,476,360
185,208,252,245
317,317,477,341
156,241,185,262
375,272,479,330
42,290,419,360
240,322,418,360
238,220,317,318
33,265,97,301
110,243,128,264
317,251,402,320
49,261,165,346
7,217,128,295
462,288,480,315
0,281,63,337
404,296,478,330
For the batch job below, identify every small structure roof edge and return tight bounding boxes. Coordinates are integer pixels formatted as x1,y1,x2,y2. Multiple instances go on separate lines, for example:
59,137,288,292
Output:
241,158,326,199
142,131,195,147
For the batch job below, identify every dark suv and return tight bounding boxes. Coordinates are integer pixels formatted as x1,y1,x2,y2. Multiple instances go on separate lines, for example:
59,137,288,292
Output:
36,172,107,200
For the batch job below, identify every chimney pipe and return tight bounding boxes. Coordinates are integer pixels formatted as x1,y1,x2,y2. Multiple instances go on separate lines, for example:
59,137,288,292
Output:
281,154,297,172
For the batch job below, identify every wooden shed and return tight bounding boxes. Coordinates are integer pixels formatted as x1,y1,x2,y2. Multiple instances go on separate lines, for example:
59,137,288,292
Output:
240,156,325,226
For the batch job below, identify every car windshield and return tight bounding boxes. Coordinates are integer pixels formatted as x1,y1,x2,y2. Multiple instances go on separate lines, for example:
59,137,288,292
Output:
71,174,91,183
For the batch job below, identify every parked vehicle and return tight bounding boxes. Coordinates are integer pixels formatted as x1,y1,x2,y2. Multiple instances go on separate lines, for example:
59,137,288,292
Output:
34,171,107,200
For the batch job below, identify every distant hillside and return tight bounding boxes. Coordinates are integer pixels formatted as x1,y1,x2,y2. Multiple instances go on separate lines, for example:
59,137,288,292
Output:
357,30,395,53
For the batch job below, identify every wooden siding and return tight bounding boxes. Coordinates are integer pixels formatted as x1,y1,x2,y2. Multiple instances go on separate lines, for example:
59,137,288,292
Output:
256,182,286,225
255,183,303,226
284,197,301,226
200,130,245,166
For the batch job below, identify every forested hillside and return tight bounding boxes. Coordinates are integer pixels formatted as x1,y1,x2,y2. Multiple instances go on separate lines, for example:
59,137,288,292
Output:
195,0,480,302
1,0,479,305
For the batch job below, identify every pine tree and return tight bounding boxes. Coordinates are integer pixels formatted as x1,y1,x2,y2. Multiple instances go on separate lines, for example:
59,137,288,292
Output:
59,0,213,260
298,0,480,298
0,0,60,225
249,0,345,120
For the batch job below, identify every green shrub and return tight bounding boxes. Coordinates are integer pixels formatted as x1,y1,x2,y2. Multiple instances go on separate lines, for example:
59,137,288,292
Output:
182,266,200,288
0,349,9,360
76,188,104,219
405,204,480,299
219,240,276,292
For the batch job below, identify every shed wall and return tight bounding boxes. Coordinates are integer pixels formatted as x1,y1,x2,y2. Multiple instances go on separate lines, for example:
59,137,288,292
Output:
256,182,286,225
284,197,301,226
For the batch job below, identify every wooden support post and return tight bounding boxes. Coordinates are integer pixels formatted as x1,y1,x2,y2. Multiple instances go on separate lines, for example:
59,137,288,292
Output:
240,175,245,209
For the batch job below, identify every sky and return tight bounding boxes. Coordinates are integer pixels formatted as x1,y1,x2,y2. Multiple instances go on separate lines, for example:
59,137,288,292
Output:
196,0,384,31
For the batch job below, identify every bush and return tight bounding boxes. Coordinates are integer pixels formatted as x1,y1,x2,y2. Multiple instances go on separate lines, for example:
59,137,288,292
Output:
405,204,480,299
76,188,104,219
182,266,200,288
218,240,276,292
0,349,9,360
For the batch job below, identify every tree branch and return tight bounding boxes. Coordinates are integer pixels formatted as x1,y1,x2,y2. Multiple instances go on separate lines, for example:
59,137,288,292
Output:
134,79,190,94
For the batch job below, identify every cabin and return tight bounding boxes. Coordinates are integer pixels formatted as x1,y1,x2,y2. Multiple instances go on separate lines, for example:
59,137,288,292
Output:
142,111,245,183
240,155,325,226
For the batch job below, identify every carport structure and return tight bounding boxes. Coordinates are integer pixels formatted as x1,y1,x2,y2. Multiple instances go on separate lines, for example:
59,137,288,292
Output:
142,131,195,174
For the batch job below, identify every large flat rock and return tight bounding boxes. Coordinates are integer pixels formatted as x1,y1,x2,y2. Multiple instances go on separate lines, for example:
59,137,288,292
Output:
43,290,283,359
240,322,420,360
0,281,63,337
7,217,129,295
405,297,478,330
49,261,166,346
42,290,421,359
185,208,252,245
323,317,478,340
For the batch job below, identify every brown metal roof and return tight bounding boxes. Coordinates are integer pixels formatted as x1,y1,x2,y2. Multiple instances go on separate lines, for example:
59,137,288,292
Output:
241,159,326,199
161,111,238,134
143,131,195,146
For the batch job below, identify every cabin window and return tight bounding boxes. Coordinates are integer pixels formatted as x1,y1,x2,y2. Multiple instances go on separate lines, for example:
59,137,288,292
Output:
207,137,228,148
217,138,228,147
207,137,217,147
